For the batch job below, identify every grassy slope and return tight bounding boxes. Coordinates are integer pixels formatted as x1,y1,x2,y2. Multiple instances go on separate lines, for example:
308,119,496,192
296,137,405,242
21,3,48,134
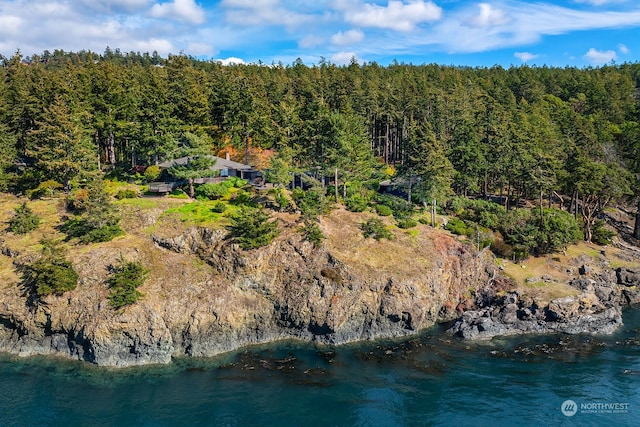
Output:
1,191,638,308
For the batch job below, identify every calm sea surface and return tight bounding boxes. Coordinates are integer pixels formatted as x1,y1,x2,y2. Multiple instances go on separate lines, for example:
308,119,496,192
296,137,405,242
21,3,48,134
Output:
1,308,639,427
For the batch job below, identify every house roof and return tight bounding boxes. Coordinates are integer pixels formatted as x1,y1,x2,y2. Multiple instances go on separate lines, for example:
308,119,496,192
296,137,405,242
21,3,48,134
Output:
158,155,252,171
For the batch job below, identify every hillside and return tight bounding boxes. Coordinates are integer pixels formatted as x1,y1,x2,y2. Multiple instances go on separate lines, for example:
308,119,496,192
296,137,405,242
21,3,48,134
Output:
1,191,639,367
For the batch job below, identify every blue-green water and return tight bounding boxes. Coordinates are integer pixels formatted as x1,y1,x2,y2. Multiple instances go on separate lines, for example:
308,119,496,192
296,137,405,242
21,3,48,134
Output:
1,309,639,426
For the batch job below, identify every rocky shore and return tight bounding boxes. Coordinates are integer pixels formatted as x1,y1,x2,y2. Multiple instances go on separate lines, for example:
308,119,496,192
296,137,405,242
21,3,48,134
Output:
447,267,640,340
0,209,493,367
1,206,639,367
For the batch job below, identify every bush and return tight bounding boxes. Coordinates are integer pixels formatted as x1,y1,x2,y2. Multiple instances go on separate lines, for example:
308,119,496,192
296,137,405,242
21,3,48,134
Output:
107,257,148,309
374,204,393,216
8,202,40,234
25,238,78,297
447,197,506,231
29,258,78,297
591,220,616,245
65,188,90,213
345,194,368,212
231,189,255,206
143,165,162,182
446,217,472,236
299,221,325,247
535,208,582,253
396,218,418,229
211,201,227,213
228,206,280,249
62,218,124,244
27,180,63,199
195,182,230,200
292,188,331,219
115,189,139,199
273,188,291,212
361,218,393,241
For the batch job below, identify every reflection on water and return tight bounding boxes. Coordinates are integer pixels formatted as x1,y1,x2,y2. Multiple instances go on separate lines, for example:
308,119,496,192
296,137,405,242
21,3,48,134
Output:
0,307,639,426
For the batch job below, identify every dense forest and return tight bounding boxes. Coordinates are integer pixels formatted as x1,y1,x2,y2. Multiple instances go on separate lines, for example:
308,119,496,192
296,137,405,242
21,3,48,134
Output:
1,49,640,251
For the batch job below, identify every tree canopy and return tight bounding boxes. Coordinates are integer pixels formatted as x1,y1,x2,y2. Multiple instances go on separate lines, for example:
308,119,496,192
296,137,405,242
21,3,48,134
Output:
0,49,639,242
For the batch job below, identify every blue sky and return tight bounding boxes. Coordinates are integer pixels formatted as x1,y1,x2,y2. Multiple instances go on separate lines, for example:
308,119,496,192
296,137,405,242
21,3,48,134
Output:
1,0,639,67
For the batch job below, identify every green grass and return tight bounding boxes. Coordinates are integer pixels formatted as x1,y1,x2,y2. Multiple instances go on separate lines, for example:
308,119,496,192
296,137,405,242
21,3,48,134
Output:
162,200,240,226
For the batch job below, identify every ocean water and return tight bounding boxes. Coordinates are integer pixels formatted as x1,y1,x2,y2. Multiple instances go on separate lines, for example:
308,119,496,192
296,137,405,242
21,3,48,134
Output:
1,308,639,427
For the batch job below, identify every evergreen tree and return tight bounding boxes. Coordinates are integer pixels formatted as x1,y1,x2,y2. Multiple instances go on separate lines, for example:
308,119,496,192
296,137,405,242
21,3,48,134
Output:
8,202,40,234
27,95,95,190
404,120,455,205
228,206,280,249
167,132,217,198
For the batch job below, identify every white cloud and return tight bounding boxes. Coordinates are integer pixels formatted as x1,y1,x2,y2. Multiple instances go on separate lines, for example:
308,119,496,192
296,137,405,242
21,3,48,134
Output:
299,35,325,49
584,48,616,64
337,0,442,32
0,15,22,37
133,38,175,54
149,0,206,25
187,42,214,56
466,3,510,28
331,29,364,45
331,51,358,65
514,51,538,62
573,0,630,5
618,43,629,54
79,0,151,13
216,56,246,65
222,0,314,28
425,2,640,55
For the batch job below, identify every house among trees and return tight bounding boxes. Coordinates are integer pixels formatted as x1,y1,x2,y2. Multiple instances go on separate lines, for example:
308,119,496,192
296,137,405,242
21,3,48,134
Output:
147,154,261,193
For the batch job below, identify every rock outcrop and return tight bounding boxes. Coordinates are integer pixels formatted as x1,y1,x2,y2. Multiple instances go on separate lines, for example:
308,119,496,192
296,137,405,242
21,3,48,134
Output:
2,206,639,366
447,268,640,340
0,212,492,367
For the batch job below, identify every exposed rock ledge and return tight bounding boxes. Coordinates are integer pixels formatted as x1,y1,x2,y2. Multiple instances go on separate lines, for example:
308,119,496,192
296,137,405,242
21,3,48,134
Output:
0,215,493,367
1,213,639,367
447,269,640,340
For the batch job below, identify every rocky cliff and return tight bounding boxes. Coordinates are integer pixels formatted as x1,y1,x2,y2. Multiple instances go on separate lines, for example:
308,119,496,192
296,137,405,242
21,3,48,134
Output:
0,209,492,367
1,205,639,367
447,264,640,340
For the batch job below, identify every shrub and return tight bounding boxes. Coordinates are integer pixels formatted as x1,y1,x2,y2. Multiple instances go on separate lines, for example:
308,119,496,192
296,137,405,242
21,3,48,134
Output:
228,206,280,249
65,188,90,213
29,258,78,297
292,188,331,219
374,204,392,216
345,194,368,212
25,238,78,297
195,182,230,200
211,201,227,213
396,218,418,229
8,202,40,234
361,218,393,241
27,180,63,199
591,220,616,245
273,188,291,212
169,189,189,199
107,257,148,309
226,176,248,188
535,208,582,253
143,165,162,182
231,189,255,206
446,217,471,236
62,218,124,244
115,189,139,200
299,221,325,247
